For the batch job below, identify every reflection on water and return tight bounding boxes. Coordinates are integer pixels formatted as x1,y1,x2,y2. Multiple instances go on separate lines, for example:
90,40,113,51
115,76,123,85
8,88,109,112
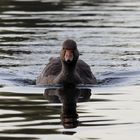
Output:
44,86,91,128
0,91,59,139
0,0,140,139
1,86,140,139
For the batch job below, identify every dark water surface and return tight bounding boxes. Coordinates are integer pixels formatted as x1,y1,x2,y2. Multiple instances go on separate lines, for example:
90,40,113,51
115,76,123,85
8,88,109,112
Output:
0,0,140,139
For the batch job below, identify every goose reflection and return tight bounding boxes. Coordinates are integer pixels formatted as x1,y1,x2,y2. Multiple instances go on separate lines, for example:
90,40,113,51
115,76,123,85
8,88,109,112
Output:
44,85,91,128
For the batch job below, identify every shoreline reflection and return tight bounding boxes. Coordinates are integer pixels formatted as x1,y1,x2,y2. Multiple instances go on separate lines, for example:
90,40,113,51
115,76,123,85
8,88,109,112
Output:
44,86,91,128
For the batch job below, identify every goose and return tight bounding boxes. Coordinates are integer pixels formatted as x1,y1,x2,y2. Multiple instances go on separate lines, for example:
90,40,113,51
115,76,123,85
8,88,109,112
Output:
36,39,97,86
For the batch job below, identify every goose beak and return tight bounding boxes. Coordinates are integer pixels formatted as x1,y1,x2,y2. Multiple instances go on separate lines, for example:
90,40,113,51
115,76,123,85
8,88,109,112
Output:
64,50,74,62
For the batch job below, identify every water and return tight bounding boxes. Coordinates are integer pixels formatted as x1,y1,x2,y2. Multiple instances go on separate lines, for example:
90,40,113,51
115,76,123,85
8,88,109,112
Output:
0,0,140,139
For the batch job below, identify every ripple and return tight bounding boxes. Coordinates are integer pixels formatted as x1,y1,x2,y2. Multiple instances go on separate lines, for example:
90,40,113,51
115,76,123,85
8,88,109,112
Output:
0,0,140,139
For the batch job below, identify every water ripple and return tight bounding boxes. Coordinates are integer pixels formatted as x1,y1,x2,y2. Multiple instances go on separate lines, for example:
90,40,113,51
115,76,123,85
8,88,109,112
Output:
0,0,140,139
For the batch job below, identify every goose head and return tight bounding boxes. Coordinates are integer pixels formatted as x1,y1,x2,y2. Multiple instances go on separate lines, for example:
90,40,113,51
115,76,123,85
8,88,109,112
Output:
60,39,79,64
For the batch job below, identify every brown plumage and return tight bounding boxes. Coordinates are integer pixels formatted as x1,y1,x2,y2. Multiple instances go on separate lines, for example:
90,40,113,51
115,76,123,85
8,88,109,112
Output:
36,39,97,86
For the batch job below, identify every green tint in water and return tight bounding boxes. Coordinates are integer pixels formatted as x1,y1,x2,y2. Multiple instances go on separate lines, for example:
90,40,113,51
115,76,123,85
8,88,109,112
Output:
0,92,60,133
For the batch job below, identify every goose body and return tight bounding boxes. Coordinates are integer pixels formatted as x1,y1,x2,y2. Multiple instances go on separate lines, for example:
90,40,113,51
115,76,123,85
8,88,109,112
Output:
36,39,97,86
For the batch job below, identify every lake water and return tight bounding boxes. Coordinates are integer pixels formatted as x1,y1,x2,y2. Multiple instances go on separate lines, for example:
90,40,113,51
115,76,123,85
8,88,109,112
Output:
0,0,140,139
